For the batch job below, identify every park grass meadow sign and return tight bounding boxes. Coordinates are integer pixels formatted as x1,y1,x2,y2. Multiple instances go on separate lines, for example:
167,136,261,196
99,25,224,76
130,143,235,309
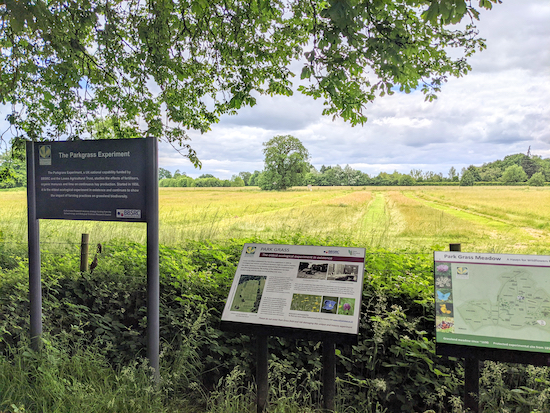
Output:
434,251,550,355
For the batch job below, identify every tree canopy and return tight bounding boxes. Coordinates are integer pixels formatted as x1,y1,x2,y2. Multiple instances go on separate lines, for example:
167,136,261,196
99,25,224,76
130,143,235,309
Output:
500,164,527,183
0,0,499,163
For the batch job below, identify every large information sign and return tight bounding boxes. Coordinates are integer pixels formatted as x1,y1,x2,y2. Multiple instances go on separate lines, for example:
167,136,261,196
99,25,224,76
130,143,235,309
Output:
34,139,147,221
435,251,550,354
221,244,365,337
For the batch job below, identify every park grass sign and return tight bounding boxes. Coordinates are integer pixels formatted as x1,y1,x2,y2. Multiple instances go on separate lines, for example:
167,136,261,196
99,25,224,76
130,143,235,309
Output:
33,139,148,221
222,243,365,340
435,251,550,357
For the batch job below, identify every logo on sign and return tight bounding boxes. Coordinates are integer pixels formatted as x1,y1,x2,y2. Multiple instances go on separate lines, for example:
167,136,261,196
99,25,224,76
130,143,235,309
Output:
245,246,256,255
456,266,469,279
324,250,339,254
39,145,52,165
116,209,141,219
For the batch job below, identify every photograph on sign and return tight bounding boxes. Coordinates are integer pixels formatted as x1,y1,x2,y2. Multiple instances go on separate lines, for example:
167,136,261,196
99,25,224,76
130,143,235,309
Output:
221,244,365,335
33,139,148,222
434,251,550,353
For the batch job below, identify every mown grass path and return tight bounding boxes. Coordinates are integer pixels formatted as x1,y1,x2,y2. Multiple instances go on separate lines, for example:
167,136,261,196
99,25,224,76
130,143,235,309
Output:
360,192,405,248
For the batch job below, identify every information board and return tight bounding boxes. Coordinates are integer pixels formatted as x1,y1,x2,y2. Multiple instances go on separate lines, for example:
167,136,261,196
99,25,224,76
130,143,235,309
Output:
34,139,147,221
434,251,550,354
221,244,365,336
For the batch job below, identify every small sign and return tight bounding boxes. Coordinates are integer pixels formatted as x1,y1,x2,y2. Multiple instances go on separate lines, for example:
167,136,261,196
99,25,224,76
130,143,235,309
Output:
34,139,148,222
222,243,365,336
435,251,550,354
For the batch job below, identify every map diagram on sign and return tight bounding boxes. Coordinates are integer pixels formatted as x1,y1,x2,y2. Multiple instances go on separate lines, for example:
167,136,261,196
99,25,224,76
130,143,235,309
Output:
458,269,550,332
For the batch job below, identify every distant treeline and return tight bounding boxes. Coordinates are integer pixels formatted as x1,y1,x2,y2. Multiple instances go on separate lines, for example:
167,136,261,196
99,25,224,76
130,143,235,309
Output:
158,171,246,188
158,152,550,188
1,151,548,189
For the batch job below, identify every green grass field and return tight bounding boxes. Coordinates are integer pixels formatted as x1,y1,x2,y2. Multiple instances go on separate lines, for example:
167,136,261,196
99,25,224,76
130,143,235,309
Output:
1,186,550,254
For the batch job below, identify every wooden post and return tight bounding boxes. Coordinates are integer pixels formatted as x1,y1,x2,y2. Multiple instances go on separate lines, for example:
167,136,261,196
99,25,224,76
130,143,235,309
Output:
464,358,480,412
80,233,89,272
256,333,268,413
449,243,461,253
323,338,336,411
449,243,479,413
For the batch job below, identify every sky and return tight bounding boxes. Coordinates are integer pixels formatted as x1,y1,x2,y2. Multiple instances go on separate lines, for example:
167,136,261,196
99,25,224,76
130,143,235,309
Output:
158,0,550,179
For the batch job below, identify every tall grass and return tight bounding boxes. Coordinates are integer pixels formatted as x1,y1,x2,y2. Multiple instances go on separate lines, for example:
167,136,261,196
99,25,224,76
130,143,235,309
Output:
404,187,550,254
1,186,550,253
0,341,172,413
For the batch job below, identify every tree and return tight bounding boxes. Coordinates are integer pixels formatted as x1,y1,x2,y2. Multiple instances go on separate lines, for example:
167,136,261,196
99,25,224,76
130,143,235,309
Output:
158,168,172,180
0,0,497,163
521,157,540,178
466,165,481,181
425,171,443,182
260,135,309,191
460,170,474,186
501,165,527,183
528,172,545,187
448,167,458,182
410,169,424,182
0,148,25,188
238,172,252,186
248,170,261,187
230,175,245,187
398,175,415,186
479,166,501,182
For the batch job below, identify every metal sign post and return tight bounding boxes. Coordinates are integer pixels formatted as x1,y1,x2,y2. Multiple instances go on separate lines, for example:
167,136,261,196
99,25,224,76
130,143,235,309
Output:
26,141,42,351
256,333,269,413
145,137,160,379
322,338,336,411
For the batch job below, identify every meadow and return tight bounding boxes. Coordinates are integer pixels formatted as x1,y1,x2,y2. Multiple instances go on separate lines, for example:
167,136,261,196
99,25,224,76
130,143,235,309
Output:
2,185,550,413
1,185,549,254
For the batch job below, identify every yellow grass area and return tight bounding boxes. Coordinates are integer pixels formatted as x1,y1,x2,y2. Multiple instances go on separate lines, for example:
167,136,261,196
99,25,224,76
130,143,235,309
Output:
1,186,550,254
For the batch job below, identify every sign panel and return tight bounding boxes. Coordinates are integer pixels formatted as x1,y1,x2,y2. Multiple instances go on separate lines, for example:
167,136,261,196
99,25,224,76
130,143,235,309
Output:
34,139,147,222
222,243,365,335
435,251,550,353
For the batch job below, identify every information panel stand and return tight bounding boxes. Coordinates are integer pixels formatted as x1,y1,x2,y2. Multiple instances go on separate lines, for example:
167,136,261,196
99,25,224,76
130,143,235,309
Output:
221,243,366,412
26,141,42,351
435,244,550,412
26,138,159,378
